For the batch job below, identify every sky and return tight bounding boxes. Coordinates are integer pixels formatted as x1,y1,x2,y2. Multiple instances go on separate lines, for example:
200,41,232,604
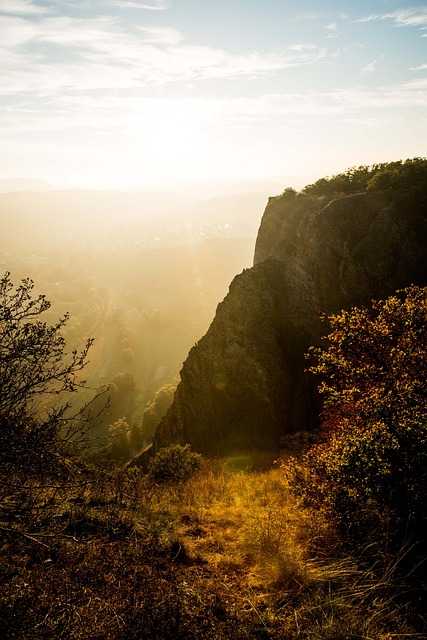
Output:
1,0,427,191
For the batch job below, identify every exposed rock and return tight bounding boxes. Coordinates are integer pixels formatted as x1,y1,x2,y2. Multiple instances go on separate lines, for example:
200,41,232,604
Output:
156,168,427,454
156,260,319,452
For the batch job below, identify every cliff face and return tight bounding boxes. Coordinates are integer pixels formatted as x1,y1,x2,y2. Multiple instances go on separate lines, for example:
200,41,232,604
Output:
254,190,425,311
156,178,427,454
155,260,320,453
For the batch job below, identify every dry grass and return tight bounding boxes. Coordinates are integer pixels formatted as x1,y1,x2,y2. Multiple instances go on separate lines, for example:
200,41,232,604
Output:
141,459,422,638
1,459,424,639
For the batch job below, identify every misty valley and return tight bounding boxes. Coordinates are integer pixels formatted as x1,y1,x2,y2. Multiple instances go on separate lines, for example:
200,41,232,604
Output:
0,190,263,457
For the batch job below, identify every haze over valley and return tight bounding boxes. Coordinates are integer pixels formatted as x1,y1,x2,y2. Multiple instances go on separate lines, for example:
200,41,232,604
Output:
0,188,268,441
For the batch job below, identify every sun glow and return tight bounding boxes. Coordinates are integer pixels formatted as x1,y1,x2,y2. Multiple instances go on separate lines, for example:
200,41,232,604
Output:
2,2,426,191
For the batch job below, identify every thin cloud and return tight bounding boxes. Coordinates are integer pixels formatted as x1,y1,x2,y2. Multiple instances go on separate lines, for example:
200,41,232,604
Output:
3,80,427,139
0,14,329,95
361,59,377,74
410,63,427,71
137,26,183,45
324,22,338,39
294,12,319,22
0,0,48,14
112,0,168,9
358,7,427,29
288,44,318,52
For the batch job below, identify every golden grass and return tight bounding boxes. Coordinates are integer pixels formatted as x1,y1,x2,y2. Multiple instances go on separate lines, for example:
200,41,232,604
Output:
135,459,419,639
2,460,421,638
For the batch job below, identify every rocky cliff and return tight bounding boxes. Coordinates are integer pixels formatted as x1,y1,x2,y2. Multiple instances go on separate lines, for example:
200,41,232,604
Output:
155,162,427,454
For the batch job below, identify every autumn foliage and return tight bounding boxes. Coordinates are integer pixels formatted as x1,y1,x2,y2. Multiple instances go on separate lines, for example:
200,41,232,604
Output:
290,286,427,547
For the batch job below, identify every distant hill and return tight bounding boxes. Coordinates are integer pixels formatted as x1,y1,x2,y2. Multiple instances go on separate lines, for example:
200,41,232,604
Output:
0,189,266,253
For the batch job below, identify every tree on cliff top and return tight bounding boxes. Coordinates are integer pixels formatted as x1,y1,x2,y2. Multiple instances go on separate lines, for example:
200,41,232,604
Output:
300,157,427,198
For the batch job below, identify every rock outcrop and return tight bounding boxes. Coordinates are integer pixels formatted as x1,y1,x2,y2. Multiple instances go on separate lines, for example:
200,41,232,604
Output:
156,165,427,454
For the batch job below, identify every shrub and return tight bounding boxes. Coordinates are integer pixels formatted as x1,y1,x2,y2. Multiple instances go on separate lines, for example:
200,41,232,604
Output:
0,272,94,476
290,286,427,547
149,444,202,483
280,187,297,199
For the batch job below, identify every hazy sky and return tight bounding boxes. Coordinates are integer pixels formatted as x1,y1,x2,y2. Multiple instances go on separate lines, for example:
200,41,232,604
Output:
1,0,426,191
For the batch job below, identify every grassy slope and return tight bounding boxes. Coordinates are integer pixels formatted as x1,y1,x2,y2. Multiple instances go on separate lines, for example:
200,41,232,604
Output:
1,460,419,639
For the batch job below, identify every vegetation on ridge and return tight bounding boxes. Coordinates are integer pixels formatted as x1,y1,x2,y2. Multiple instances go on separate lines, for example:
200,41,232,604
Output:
281,157,427,200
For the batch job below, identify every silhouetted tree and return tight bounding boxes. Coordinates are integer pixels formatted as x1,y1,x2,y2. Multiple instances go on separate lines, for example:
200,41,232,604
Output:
0,272,93,473
302,157,427,198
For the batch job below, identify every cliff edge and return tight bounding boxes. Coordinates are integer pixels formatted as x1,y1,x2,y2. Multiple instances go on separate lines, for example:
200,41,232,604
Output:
156,161,427,454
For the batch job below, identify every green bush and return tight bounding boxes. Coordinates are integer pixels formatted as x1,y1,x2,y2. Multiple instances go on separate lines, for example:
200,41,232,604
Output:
148,444,202,483
302,157,427,198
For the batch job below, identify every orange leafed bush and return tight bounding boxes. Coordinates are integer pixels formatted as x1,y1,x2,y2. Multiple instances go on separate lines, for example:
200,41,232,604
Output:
287,286,427,547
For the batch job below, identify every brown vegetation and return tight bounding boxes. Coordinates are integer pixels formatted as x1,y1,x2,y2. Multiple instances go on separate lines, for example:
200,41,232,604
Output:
1,462,422,639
